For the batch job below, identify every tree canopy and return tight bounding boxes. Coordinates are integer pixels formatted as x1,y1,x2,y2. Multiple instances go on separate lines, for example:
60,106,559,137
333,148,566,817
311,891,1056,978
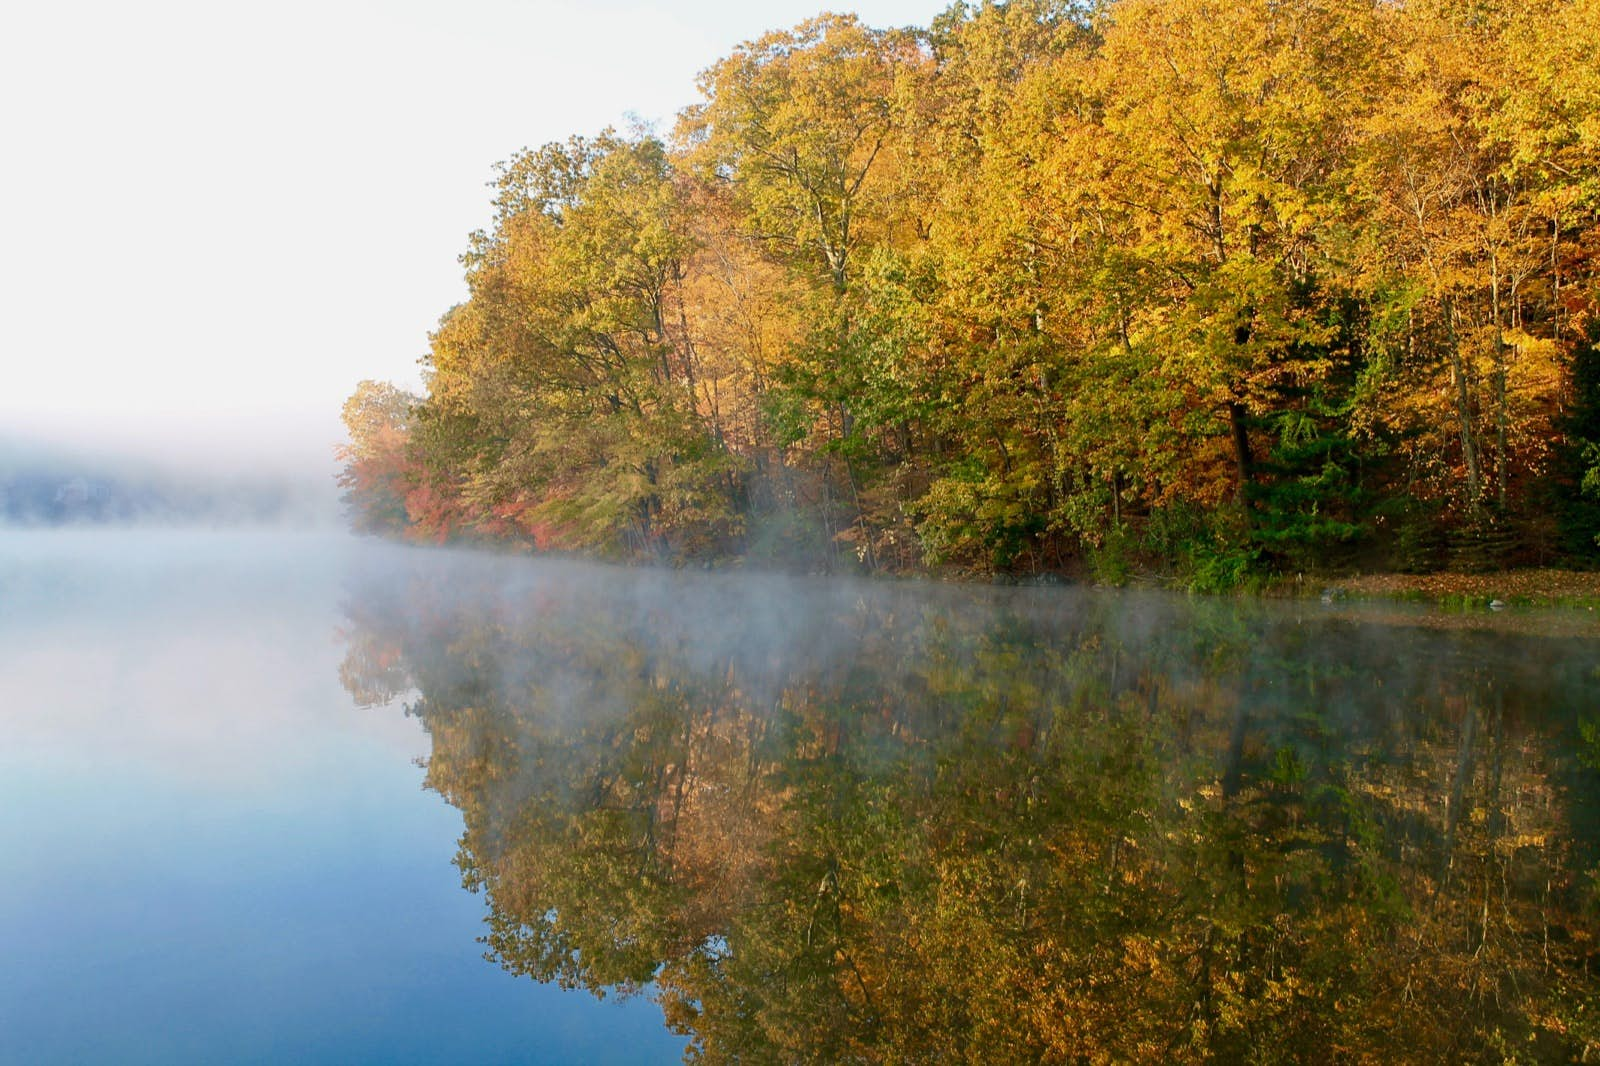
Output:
342,0,1600,581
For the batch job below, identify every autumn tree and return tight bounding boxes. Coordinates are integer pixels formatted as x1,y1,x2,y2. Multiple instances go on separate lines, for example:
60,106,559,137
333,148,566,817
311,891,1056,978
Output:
337,379,419,535
679,15,929,561
415,131,741,556
346,0,1600,579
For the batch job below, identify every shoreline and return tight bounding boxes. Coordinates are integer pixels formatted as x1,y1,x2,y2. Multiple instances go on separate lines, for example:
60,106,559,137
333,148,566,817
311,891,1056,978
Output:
1307,568,1600,610
436,536,1600,613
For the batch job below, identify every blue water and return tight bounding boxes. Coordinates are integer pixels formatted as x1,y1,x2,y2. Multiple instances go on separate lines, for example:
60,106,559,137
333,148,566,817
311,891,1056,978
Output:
0,530,686,1065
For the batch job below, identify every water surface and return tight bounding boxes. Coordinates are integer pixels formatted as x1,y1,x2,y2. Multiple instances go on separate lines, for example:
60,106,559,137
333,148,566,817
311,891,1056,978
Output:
0,530,684,1065
6,531,1600,1062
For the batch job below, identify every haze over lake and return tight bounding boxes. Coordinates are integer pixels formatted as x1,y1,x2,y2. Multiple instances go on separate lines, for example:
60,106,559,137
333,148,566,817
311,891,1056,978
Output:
6,0,1599,1057
4,528,1598,1061
0,530,684,1065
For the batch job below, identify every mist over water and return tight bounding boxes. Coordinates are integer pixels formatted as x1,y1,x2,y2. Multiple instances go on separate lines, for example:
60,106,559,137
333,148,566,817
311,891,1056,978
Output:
5,528,1599,1062
0,414,346,529
0,530,685,1065
340,543,1600,1062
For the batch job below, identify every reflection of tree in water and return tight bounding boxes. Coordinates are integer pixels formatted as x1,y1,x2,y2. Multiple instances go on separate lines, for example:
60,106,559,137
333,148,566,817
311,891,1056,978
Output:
340,555,1600,1062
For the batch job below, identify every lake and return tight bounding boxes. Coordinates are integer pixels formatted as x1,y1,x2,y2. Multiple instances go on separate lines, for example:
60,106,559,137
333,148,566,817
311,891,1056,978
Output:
4,530,1599,1062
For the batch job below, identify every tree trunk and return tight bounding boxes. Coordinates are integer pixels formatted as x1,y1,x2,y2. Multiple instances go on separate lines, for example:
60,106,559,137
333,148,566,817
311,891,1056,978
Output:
1445,297,1483,513
1491,258,1508,510
1439,704,1479,890
1228,400,1254,509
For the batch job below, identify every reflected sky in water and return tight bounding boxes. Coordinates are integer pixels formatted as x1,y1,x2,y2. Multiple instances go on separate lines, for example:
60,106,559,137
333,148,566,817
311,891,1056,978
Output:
6,531,1600,1063
0,531,685,1065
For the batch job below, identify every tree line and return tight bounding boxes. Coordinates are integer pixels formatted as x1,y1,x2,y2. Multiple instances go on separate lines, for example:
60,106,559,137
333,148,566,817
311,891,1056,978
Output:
341,0,1600,583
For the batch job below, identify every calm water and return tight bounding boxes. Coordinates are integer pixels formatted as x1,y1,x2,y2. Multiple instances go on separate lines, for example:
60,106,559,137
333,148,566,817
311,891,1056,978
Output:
0,531,685,1065
5,531,1600,1063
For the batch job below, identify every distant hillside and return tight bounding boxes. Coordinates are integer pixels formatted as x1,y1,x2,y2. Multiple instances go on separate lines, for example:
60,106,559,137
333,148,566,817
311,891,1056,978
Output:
0,436,335,527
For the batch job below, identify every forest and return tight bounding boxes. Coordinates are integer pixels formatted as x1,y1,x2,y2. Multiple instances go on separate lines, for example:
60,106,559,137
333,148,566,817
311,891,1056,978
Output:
339,0,1600,585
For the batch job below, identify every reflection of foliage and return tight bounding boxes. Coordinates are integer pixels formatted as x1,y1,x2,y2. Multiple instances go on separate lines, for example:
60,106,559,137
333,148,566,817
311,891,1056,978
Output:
340,555,1600,1062
1578,717,1600,774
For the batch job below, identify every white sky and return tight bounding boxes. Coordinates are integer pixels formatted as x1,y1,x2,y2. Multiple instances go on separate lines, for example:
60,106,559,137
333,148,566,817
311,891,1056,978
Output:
0,0,945,467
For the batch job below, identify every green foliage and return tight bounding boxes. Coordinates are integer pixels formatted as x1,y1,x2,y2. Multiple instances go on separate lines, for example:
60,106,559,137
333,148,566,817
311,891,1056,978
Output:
1383,497,1449,574
1558,320,1600,556
1186,537,1264,595
913,460,1047,570
1247,408,1369,570
1137,502,1264,592
1086,523,1136,586
1585,443,1600,500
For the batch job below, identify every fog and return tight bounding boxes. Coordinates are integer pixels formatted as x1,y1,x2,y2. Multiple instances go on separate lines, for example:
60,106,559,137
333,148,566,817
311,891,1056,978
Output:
0,529,687,1065
0,412,346,528
339,536,1600,737
5,527,1598,1063
323,534,1600,1061
6,525,1593,857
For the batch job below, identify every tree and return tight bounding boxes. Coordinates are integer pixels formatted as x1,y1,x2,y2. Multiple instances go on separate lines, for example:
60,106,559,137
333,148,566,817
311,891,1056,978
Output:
337,379,418,535
416,131,740,555
354,0,1600,579
679,14,914,296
